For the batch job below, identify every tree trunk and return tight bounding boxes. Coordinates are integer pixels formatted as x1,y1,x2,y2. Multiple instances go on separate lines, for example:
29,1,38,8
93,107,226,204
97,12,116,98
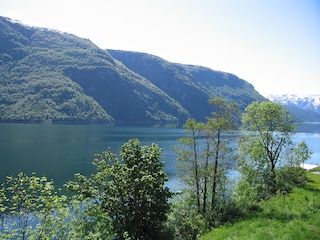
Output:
271,161,277,194
193,132,201,213
211,130,221,212
203,139,210,214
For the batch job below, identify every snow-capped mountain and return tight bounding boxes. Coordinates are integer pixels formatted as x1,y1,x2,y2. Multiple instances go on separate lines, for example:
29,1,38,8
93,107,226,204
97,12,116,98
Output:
266,94,320,113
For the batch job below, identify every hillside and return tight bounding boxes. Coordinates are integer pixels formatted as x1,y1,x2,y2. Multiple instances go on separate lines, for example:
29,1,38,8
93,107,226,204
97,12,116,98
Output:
201,169,320,240
0,16,265,125
108,50,265,119
0,16,188,124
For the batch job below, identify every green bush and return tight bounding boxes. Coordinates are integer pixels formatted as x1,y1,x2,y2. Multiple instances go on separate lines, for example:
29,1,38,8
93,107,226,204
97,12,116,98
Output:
277,166,307,192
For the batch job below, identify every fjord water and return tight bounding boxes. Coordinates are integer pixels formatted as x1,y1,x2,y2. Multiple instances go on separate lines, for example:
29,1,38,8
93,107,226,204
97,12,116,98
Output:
0,123,185,190
0,123,319,190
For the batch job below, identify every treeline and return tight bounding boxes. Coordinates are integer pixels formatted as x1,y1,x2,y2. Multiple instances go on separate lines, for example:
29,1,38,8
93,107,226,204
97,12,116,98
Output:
0,100,312,240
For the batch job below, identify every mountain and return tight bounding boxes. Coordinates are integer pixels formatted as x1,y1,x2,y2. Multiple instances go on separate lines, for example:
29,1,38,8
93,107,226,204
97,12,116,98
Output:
108,50,265,119
0,16,188,124
267,94,320,113
0,16,264,125
266,94,320,122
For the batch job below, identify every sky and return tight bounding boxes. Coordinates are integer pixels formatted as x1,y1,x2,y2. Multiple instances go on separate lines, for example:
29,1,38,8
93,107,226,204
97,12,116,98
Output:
1,0,319,96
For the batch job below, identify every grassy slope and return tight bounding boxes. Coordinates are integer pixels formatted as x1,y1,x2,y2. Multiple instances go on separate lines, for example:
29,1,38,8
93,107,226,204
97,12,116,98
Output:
201,167,320,240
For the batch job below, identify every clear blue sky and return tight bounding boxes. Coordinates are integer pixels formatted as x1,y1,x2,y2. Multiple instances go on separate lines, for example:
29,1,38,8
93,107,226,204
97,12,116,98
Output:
1,0,319,96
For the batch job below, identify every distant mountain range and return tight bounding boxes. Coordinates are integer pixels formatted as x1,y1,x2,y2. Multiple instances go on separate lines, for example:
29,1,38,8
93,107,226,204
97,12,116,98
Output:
266,94,320,112
0,16,267,125
266,94,320,122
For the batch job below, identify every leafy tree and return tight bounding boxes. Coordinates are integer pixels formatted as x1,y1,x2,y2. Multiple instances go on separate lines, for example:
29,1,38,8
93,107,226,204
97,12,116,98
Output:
0,172,68,240
66,139,173,240
292,140,313,167
174,98,239,229
63,197,113,240
238,101,308,200
175,118,205,214
276,140,312,191
206,98,239,215
167,193,206,240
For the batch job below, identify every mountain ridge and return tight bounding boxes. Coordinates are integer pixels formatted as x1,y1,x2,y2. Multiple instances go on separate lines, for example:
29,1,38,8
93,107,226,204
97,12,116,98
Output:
266,94,320,113
266,94,320,122
0,16,265,125
108,50,265,119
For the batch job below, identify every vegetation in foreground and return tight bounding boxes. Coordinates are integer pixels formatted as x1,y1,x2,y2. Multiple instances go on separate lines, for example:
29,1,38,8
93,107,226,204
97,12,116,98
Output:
0,100,317,239
200,168,320,240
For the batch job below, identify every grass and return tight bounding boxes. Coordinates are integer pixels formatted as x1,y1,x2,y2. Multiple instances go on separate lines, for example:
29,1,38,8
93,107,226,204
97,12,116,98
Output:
200,167,320,240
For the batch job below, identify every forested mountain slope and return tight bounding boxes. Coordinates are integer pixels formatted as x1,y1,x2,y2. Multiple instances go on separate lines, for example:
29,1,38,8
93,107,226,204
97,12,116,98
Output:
0,16,188,124
108,50,265,118
1,16,265,125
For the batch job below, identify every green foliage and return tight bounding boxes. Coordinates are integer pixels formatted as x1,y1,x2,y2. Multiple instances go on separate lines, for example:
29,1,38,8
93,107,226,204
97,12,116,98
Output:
236,101,313,215
276,142,312,192
109,50,265,123
0,16,269,124
276,166,308,192
234,177,259,212
0,172,68,239
0,43,114,122
201,173,320,240
237,136,275,201
174,98,240,235
306,167,320,190
293,140,313,165
63,198,114,240
168,194,206,240
66,139,173,240
174,118,205,215
0,16,191,124
238,101,299,197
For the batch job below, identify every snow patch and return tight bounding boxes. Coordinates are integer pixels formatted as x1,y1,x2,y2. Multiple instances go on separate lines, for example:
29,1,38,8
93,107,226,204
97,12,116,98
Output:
266,94,320,112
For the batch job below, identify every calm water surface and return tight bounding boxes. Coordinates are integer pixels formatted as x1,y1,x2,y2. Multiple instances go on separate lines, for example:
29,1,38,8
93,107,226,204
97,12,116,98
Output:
0,123,185,189
0,123,319,190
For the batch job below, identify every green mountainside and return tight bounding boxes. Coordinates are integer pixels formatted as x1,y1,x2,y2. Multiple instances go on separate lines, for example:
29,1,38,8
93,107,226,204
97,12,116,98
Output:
108,50,265,119
0,16,265,125
0,16,188,124
0,18,113,123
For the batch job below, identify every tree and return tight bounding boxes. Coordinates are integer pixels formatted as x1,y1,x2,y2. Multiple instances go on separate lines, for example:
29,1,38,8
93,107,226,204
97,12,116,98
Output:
175,118,205,214
238,101,299,197
174,98,239,228
276,140,313,191
66,139,172,240
293,140,313,167
0,172,68,240
206,98,239,216
167,193,206,240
